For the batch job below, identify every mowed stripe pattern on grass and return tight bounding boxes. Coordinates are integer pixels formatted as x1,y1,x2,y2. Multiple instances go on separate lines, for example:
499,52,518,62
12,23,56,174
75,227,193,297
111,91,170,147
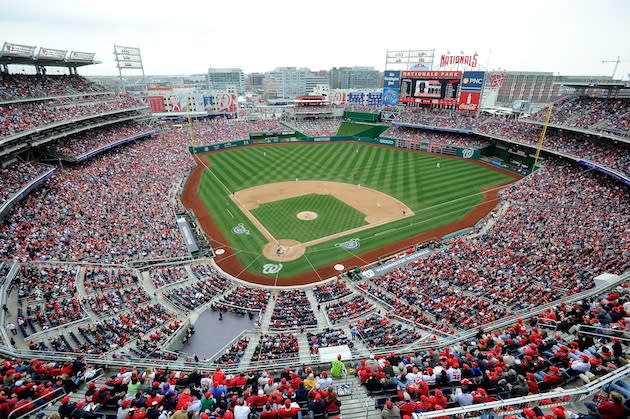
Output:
198,143,514,277
251,194,368,243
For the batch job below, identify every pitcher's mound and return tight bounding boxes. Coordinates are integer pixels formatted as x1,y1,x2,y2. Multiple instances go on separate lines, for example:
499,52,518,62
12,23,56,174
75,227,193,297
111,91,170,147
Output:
263,239,305,262
297,211,318,221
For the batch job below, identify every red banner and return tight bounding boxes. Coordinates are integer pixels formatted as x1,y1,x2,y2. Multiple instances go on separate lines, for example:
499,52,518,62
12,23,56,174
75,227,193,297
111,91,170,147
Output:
458,91,481,112
148,96,165,113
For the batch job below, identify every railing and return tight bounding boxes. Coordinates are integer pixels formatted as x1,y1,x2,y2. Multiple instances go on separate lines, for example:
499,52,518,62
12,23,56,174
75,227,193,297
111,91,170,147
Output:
412,364,630,418
577,324,630,342
7,367,104,419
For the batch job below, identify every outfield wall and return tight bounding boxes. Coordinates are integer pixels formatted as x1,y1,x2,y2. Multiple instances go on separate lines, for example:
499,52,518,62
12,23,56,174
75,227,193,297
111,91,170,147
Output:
188,136,483,161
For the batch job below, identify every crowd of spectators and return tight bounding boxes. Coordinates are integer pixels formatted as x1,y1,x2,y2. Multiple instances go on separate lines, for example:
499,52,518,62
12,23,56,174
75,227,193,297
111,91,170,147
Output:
307,328,351,355
0,93,144,138
49,303,177,355
525,97,630,138
0,74,106,101
81,286,150,317
44,121,153,159
391,107,629,176
82,267,140,294
475,116,630,176
393,109,480,131
11,264,84,335
381,126,491,149
0,129,194,262
212,286,271,314
283,119,341,137
312,280,352,303
351,315,423,350
149,266,190,289
325,295,374,324
269,290,317,330
46,363,344,419
0,160,52,206
163,274,230,312
250,333,300,362
362,286,628,416
187,118,286,145
214,336,250,365
0,355,99,418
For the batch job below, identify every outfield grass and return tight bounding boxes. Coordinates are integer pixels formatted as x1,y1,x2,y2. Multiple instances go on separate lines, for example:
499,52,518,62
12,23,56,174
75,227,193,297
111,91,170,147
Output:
197,142,514,278
251,194,367,243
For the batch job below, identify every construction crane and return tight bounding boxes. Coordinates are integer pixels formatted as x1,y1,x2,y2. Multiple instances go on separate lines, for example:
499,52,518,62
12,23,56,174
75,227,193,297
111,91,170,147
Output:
602,56,622,79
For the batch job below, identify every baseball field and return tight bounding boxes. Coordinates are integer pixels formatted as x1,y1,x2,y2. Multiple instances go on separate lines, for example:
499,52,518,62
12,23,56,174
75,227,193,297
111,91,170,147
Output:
182,142,518,285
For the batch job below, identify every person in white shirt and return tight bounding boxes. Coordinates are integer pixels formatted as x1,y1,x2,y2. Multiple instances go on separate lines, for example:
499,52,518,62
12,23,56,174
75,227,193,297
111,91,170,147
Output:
234,398,251,419
569,355,592,375
317,371,333,390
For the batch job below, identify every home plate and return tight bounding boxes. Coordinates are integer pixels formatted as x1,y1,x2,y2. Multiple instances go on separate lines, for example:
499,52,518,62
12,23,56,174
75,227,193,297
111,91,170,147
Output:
334,264,345,271
215,249,225,255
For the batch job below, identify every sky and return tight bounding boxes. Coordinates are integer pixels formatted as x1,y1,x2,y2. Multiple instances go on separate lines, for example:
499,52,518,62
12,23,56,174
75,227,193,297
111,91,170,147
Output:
1,0,629,79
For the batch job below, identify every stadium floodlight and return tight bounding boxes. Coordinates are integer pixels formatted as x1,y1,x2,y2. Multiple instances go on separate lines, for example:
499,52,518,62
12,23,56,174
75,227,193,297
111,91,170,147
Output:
601,56,621,79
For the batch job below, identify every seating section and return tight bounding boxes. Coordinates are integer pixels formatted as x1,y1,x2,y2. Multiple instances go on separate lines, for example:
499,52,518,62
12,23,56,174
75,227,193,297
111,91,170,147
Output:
214,335,250,365
0,161,52,206
307,328,352,355
147,265,189,288
250,333,300,362
0,356,101,418
162,275,230,311
325,295,375,324
313,280,352,303
382,126,491,149
81,286,150,316
525,97,630,138
212,286,271,314
188,118,286,145
391,107,630,176
352,315,423,349
14,264,84,336
0,129,194,262
82,267,140,293
364,288,628,414
0,74,105,101
0,93,144,138
284,119,341,136
44,121,153,159
270,289,317,330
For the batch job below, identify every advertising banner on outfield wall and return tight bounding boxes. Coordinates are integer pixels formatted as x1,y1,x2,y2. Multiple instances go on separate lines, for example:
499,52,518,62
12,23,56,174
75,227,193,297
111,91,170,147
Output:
347,92,365,105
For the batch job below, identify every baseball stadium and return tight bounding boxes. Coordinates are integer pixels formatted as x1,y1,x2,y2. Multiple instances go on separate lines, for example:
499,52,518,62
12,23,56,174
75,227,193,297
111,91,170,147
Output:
0,34,629,419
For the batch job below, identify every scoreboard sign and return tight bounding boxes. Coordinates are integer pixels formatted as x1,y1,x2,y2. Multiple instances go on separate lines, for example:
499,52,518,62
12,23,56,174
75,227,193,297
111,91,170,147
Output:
399,71,462,106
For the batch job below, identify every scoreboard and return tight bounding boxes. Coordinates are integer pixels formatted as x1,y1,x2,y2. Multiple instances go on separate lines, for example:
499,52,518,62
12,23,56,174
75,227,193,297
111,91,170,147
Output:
398,71,462,106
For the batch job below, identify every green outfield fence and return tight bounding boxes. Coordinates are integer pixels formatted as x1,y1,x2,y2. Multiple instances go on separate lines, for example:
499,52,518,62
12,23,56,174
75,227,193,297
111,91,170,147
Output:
188,135,484,160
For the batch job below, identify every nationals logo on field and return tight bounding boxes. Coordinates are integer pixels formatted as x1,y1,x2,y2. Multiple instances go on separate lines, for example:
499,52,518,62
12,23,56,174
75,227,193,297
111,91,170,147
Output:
232,223,250,235
335,238,360,250
262,263,283,274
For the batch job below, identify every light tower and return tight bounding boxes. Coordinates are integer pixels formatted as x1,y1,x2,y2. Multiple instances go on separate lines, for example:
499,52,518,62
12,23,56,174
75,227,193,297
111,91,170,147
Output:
602,56,622,79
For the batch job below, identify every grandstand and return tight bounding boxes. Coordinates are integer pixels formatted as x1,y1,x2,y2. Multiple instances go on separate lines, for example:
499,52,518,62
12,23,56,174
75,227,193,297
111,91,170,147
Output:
0,43,628,419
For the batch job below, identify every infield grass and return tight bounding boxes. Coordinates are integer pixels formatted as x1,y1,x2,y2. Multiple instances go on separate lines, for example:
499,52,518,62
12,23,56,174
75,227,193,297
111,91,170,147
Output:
196,142,515,278
251,194,367,243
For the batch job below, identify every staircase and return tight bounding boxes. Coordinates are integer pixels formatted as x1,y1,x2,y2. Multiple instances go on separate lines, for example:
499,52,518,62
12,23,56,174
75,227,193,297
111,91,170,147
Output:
338,375,381,419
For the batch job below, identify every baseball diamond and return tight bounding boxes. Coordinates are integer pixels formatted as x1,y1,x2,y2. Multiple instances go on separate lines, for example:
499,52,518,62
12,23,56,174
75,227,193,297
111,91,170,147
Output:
182,142,519,284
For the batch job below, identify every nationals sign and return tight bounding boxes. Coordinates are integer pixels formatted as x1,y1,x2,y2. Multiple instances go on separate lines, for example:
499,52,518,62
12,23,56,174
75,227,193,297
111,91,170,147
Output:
439,53,479,68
